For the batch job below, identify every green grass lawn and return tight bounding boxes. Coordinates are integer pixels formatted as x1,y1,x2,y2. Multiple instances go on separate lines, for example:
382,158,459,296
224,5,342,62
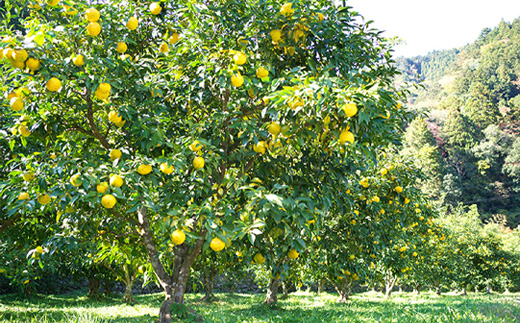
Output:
0,290,519,323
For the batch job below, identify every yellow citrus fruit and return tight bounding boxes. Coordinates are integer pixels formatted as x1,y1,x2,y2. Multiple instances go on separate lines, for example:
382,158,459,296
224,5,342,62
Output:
101,194,117,208
11,60,25,69
108,111,122,123
10,97,23,112
137,164,153,175
160,163,174,174
159,42,169,53
404,198,411,204
46,77,62,92
395,186,403,193
109,174,123,187
70,174,81,187
87,22,101,37
253,141,266,154
288,249,299,259
12,49,28,62
126,17,138,30
233,51,246,65
7,91,18,101
98,82,111,93
280,3,294,16
23,171,35,182
256,67,269,79
380,168,388,176
210,237,225,252
26,58,40,71
169,33,179,44
189,140,202,151
116,42,127,53
46,0,60,6
73,55,84,66
193,156,205,170
343,103,358,117
231,73,244,87
85,8,100,22
19,125,30,137
36,246,44,253
3,48,13,60
37,194,51,205
171,229,186,245
63,4,78,15
109,149,122,160
114,120,126,128
94,89,109,100
339,130,354,144
253,253,265,264
18,192,29,200
270,29,281,42
268,122,281,136
97,182,109,193
316,13,325,21
149,2,162,15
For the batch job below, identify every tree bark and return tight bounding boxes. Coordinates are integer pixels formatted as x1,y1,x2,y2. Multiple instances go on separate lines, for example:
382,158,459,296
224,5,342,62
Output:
280,281,289,299
328,277,351,302
88,276,100,297
103,278,113,295
318,279,325,295
384,270,397,299
461,288,467,296
122,263,136,303
264,278,281,305
475,286,478,294
137,206,206,323
413,283,421,295
436,284,442,296
201,264,218,302
486,280,491,294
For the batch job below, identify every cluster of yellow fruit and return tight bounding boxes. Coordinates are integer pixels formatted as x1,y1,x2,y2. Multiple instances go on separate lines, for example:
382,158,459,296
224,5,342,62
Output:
85,8,101,37
17,171,51,205
108,110,126,128
94,82,112,100
1,38,41,72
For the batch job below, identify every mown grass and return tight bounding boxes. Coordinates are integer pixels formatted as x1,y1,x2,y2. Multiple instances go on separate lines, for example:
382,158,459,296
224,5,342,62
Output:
0,290,519,323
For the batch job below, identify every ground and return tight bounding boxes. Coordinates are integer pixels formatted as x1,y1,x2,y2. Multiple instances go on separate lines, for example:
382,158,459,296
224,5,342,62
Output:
0,291,519,322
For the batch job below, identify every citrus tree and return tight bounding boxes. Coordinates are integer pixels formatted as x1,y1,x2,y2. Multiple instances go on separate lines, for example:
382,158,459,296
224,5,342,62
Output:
1,0,410,321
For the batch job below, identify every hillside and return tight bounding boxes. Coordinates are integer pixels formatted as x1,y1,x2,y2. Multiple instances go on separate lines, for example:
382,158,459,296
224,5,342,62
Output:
397,18,520,227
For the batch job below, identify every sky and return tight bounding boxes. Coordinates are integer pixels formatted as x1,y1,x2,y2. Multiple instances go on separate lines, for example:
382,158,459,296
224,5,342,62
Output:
344,0,520,57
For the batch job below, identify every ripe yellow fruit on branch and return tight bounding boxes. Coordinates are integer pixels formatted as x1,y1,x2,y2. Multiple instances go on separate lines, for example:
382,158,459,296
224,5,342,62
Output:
18,192,29,200
171,229,186,245
46,77,62,92
159,42,169,53
169,33,179,44
189,140,202,151
97,182,109,193
108,111,122,124
137,164,152,175
85,8,100,22
10,97,23,111
280,3,295,16
37,194,51,205
109,149,122,160
339,130,354,144
160,163,174,174
36,246,44,254
233,51,247,65
73,55,84,66
87,22,101,37
254,253,265,264
253,141,267,154
149,2,162,15
342,103,358,117
23,171,35,182
26,58,40,71
231,73,244,87
46,0,60,6
288,249,299,259
210,237,225,251
268,122,281,136
116,42,127,53
19,125,31,137
70,174,81,187
12,49,28,62
256,67,269,79
101,194,117,208
395,186,403,193
270,30,281,42
126,17,138,30
109,174,124,187
193,157,205,170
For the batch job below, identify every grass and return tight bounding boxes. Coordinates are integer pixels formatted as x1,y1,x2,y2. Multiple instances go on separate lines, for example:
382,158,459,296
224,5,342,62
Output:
0,290,519,322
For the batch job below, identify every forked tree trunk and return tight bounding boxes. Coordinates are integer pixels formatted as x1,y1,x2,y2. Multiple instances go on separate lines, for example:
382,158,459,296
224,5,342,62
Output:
122,263,136,303
384,270,397,299
138,206,206,323
328,277,351,302
201,264,218,302
88,276,100,297
264,278,281,305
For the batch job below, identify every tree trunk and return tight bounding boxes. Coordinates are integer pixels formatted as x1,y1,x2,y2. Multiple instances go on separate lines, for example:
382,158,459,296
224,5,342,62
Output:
122,263,136,303
280,281,289,299
398,285,403,293
505,288,510,294
138,206,205,323
435,284,442,296
328,277,351,302
88,276,100,297
384,270,397,299
414,283,421,295
264,278,281,305
486,280,491,294
474,286,478,294
103,278,113,295
201,264,218,302
318,279,325,295
461,288,467,296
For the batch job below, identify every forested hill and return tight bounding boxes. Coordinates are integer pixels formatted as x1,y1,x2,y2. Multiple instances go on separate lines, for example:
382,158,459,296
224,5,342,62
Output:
396,18,520,228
